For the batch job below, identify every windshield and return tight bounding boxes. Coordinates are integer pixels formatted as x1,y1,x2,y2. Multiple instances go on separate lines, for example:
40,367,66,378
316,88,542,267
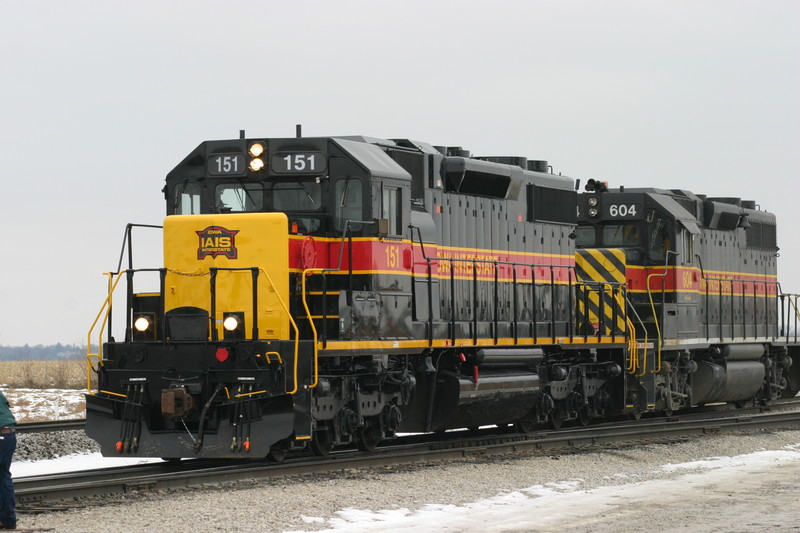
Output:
273,181,322,211
603,224,641,246
215,183,263,212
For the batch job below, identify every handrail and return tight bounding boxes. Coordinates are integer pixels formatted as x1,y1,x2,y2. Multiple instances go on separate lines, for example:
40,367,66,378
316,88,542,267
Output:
626,317,638,373
645,271,664,376
779,292,800,343
644,251,676,376
86,271,128,392
696,254,780,340
256,266,301,394
87,265,303,394
408,223,608,344
625,293,648,375
301,268,324,389
297,221,374,390
432,256,578,343
210,266,301,393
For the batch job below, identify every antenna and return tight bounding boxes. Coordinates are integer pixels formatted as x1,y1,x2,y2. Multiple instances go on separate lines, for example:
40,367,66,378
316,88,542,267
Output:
239,129,245,139
296,124,302,138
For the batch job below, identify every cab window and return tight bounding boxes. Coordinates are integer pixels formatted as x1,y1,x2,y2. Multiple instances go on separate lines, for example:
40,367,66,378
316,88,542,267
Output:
575,226,596,248
175,182,201,214
214,183,263,212
681,228,695,264
648,215,673,262
603,224,641,246
273,181,322,211
334,178,363,231
382,186,402,235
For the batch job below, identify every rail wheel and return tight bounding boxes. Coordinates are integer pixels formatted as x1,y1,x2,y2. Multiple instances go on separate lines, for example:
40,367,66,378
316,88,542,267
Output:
514,420,535,433
734,397,755,409
577,407,591,427
356,421,381,452
550,409,566,430
310,426,335,457
513,414,537,434
268,439,291,462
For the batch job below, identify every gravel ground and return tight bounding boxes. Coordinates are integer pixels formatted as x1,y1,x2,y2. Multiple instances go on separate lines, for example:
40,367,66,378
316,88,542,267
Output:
14,428,800,533
15,430,99,461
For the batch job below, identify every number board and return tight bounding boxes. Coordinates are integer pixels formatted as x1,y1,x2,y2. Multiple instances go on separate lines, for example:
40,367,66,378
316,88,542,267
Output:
604,203,642,220
207,154,245,176
271,152,326,174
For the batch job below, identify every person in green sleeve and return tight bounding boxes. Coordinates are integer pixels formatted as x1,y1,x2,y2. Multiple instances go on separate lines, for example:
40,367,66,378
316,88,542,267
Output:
0,390,16,530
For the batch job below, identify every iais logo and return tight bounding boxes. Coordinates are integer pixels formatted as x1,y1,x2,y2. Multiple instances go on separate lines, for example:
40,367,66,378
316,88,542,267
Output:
196,226,240,259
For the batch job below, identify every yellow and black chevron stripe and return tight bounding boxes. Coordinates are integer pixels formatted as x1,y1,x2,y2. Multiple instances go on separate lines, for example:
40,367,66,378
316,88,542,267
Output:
575,249,627,335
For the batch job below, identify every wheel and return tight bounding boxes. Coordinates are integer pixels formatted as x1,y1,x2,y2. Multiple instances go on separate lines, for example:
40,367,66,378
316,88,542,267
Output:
628,410,642,421
356,423,381,452
578,407,591,427
310,428,335,457
777,377,789,399
514,418,536,434
550,410,565,430
268,440,291,462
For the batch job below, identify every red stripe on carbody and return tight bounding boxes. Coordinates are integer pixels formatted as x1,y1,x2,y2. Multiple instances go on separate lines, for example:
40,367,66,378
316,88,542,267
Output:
288,236,575,282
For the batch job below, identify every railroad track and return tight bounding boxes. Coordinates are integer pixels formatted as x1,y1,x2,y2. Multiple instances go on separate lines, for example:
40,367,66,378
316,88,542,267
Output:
14,404,800,509
16,419,85,433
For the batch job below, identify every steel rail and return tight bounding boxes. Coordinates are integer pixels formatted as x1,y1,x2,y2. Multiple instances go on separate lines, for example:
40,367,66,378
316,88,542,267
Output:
16,420,86,433
14,406,800,508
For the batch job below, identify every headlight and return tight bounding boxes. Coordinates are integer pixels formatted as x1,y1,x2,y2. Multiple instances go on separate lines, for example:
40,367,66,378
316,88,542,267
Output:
249,158,265,172
248,142,265,157
587,197,598,207
134,316,151,332
223,315,240,331
588,208,599,217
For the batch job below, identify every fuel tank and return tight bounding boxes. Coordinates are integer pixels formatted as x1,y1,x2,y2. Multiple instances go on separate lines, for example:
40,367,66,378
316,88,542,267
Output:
692,361,765,404
427,369,539,431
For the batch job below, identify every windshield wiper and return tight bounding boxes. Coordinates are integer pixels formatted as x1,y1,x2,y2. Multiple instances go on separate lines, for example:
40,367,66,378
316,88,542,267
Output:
173,180,190,211
298,181,317,205
236,179,258,211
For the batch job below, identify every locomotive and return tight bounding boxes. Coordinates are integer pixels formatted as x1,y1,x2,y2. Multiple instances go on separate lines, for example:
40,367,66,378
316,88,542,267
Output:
576,181,800,414
84,131,800,460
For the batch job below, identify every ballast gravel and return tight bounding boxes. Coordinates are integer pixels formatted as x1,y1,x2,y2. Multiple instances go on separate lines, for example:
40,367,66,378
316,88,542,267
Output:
15,430,99,461
15,428,800,532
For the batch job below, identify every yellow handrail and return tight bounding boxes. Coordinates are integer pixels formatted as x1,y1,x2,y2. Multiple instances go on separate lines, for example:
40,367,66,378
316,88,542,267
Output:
300,268,325,389
264,351,283,364
85,271,127,392
626,317,638,373
256,267,301,394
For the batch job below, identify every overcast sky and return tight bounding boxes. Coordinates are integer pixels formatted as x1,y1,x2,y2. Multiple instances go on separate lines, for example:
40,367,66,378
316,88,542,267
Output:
1,1,798,346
